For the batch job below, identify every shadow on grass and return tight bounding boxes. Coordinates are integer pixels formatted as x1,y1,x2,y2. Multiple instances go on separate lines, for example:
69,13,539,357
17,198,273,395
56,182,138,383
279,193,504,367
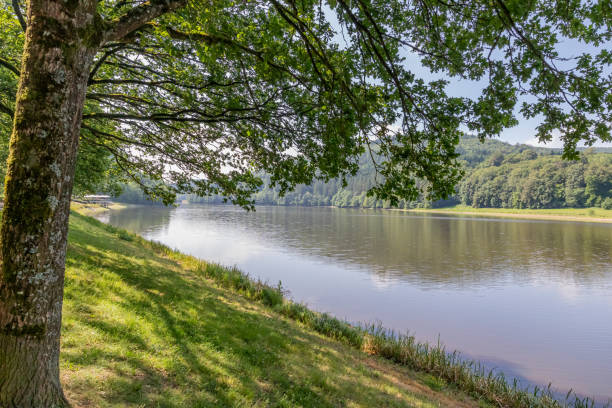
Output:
61,214,428,408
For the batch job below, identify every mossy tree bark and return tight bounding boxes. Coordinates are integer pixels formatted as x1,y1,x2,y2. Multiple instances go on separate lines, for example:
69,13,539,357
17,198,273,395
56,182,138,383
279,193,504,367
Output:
0,0,187,404
0,0,99,406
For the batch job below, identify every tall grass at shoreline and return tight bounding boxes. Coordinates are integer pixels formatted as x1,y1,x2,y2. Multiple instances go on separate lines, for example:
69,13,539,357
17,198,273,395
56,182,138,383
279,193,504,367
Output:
80,211,607,408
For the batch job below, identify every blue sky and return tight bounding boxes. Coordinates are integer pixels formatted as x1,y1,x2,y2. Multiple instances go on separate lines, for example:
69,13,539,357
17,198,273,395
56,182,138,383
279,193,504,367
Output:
401,51,612,148
325,7,611,149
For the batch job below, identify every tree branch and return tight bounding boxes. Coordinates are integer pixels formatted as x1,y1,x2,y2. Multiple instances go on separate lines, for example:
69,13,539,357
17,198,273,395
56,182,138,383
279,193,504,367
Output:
493,0,558,75
89,78,244,89
164,26,263,58
83,112,257,123
162,25,314,91
11,0,26,32
101,0,188,45
0,101,14,118
0,57,20,76
88,44,126,84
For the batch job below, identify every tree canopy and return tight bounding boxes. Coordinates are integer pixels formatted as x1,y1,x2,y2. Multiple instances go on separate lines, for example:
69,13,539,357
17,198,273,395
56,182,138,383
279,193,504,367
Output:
1,0,609,207
0,0,610,405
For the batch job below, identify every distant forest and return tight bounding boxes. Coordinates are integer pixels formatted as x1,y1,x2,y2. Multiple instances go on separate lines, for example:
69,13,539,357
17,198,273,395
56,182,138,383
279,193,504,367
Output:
117,136,612,210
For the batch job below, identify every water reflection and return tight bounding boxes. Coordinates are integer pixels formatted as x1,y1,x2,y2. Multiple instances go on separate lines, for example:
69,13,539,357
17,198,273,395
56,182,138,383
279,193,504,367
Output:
96,204,612,403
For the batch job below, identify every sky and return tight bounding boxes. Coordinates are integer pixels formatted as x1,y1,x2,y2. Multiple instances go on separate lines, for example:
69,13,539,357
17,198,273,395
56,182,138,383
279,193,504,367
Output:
325,6,611,149
401,50,612,149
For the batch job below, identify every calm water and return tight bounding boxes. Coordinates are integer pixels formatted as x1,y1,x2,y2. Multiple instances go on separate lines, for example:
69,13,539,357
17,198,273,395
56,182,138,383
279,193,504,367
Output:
97,205,612,402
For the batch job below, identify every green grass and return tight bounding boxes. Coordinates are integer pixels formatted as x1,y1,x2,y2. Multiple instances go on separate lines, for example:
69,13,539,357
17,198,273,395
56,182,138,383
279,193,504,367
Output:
63,210,602,408
62,211,484,408
406,205,612,220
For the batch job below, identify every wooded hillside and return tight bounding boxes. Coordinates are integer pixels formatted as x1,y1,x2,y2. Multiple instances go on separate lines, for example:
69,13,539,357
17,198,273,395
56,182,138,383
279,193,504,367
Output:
172,136,612,210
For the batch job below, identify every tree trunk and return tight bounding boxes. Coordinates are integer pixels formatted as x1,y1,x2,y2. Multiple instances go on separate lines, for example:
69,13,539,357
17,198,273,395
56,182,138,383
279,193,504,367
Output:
0,1,99,406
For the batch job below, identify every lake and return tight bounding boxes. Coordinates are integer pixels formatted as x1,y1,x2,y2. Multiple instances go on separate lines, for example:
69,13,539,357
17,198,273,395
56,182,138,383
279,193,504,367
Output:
96,204,612,403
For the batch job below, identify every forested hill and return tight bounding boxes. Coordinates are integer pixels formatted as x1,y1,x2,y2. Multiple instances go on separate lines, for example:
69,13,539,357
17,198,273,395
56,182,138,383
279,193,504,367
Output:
128,136,612,210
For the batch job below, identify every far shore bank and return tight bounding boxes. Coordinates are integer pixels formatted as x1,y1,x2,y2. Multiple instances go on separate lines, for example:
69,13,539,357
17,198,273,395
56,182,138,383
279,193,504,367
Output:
395,206,612,224
71,201,127,214
92,200,612,224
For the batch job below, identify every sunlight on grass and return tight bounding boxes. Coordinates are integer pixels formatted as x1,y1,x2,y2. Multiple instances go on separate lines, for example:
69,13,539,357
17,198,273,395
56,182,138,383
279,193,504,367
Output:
62,212,482,407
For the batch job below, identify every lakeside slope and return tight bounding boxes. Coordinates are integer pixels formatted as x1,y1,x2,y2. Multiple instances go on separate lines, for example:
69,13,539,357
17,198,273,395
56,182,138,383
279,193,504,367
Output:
62,210,484,407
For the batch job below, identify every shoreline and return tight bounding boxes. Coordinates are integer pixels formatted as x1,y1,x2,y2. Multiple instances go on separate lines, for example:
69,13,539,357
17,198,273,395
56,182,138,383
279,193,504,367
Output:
90,201,612,224
70,208,605,407
66,210,491,407
395,207,612,224
73,204,610,406
70,201,128,214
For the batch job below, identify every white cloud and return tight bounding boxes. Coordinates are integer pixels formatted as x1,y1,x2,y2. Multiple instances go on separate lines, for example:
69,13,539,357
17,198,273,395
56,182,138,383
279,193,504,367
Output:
525,131,612,149
525,135,565,149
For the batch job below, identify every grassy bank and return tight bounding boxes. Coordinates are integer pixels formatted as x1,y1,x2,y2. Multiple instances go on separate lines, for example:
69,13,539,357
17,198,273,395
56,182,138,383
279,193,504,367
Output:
63,211,483,407
402,205,612,223
63,209,599,407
